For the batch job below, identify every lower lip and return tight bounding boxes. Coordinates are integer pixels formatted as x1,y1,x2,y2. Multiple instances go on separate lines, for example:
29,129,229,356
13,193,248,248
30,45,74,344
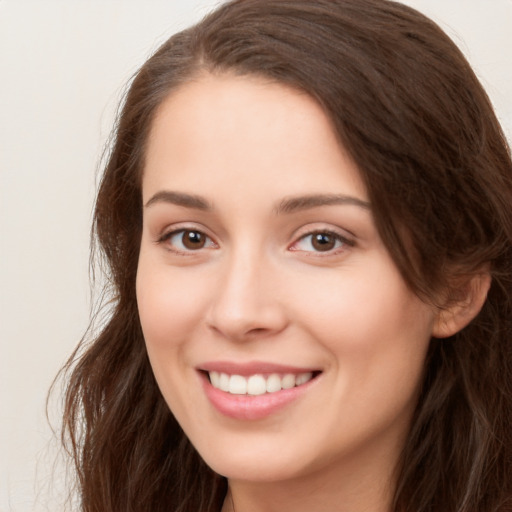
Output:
201,373,318,421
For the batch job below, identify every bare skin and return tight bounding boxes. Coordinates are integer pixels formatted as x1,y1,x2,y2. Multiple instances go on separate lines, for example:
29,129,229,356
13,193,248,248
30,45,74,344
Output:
137,74,453,512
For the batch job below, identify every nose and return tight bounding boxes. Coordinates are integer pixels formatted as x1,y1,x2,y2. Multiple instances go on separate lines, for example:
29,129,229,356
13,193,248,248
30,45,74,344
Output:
205,249,288,342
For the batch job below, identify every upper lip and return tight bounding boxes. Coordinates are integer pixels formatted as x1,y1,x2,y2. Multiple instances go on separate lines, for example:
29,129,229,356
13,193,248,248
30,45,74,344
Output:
197,360,320,376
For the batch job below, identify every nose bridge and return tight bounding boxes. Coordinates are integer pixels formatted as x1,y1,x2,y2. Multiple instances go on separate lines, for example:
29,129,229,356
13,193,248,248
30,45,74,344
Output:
207,242,286,340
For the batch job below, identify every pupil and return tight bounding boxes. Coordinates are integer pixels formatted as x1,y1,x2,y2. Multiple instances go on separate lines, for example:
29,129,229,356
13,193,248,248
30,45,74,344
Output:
183,230,205,249
312,233,334,251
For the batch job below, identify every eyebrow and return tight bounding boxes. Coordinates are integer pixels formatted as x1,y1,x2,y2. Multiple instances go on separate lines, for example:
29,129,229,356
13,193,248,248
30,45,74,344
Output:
275,194,371,214
144,191,213,210
144,190,371,214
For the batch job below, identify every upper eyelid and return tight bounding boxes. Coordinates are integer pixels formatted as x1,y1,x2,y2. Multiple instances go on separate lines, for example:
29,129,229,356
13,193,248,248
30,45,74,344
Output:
287,224,357,255
152,221,356,248
156,222,214,240
290,224,355,243
291,231,352,249
159,228,211,241
157,228,217,255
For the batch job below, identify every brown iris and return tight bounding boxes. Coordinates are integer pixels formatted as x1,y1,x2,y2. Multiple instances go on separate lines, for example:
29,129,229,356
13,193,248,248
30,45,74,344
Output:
182,230,207,250
311,232,337,251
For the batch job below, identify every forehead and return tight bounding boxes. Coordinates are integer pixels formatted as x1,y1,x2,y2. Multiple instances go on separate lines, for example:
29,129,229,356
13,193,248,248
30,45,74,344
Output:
143,73,367,203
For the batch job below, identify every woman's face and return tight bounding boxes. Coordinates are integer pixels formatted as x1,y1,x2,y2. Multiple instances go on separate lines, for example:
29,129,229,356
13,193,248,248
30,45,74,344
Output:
136,74,438,484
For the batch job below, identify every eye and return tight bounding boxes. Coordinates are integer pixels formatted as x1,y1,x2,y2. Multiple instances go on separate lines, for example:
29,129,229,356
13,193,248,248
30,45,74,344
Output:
160,229,216,252
291,230,351,253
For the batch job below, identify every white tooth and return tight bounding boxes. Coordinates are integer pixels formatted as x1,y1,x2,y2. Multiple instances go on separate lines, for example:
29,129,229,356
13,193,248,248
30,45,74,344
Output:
209,371,220,388
266,373,282,393
247,375,267,396
282,373,296,389
219,372,230,392
229,375,247,395
296,372,313,386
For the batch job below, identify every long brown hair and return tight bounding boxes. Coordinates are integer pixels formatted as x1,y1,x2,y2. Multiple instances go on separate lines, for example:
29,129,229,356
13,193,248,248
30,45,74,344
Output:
57,1,512,510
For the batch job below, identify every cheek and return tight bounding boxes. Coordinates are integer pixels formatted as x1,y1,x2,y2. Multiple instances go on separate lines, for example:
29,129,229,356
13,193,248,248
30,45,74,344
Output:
135,257,206,414
288,259,434,395
292,266,427,343
136,255,209,353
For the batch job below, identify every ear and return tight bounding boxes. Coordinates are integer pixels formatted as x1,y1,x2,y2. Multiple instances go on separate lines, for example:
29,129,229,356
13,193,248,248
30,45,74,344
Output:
432,271,491,339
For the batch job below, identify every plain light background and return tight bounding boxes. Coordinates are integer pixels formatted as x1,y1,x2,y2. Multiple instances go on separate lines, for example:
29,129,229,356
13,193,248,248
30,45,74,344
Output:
0,1,511,510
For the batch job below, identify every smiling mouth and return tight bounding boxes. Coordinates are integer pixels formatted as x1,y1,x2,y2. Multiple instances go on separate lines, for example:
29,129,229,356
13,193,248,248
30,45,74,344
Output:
206,371,320,396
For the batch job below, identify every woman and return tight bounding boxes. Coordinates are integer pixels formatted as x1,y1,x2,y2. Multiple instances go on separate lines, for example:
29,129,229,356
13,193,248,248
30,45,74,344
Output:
60,0,512,511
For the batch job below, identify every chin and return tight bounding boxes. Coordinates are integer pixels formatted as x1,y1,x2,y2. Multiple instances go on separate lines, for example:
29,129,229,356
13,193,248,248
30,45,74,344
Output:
207,456,305,483
190,431,327,484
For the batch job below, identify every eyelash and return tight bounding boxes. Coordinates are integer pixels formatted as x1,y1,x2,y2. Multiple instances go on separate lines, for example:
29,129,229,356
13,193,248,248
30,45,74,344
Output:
289,229,354,255
156,227,354,256
157,228,216,254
